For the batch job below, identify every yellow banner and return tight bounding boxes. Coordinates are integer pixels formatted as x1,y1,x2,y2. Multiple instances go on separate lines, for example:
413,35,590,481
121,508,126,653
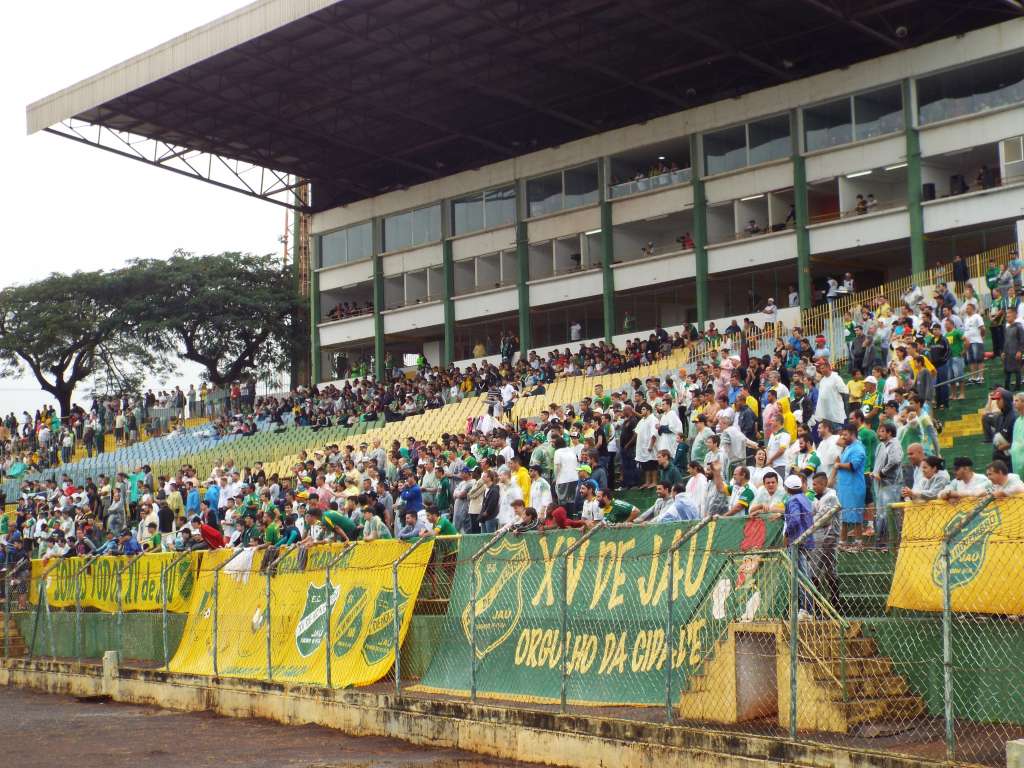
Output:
888,498,1024,614
168,540,433,687
28,553,198,612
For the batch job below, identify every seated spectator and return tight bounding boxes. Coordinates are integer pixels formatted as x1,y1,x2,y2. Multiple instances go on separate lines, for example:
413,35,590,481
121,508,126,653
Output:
985,460,1024,498
938,457,992,500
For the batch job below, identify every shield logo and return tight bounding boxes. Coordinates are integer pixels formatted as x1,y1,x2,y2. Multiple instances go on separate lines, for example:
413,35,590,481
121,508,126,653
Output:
360,586,411,666
294,581,341,657
460,536,530,659
331,586,368,659
931,503,1002,590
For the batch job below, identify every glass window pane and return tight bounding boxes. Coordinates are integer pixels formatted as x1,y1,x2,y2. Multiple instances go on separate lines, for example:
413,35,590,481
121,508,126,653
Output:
527,173,563,217
347,222,372,262
803,98,852,152
917,51,1024,125
484,186,516,228
383,211,412,252
452,194,484,235
703,125,747,175
854,85,903,140
320,230,347,268
1004,137,1024,164
564,164,599,209
748,115,791,165
412,205,441,246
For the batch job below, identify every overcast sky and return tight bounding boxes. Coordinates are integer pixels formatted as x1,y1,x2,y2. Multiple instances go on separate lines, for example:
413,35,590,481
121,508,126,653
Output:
1,0,283,416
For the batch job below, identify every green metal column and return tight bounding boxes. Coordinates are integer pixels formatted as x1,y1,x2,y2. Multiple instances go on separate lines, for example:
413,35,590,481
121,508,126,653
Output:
442,239,455,365
689,134,709,329
516,220,532,353
904,79,926,276
600,199,615,341
791,110,812,310
372,222,385,380
310,236,322,384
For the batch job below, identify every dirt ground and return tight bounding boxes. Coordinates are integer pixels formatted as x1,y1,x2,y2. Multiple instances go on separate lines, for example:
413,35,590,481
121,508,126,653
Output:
0,686,528,768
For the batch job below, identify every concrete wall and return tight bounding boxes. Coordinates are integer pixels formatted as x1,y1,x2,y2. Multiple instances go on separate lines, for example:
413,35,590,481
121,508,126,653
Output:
0,657,954,768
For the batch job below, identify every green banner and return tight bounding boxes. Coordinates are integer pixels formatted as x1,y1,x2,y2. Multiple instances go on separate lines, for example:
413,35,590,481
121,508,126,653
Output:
414,518,785,706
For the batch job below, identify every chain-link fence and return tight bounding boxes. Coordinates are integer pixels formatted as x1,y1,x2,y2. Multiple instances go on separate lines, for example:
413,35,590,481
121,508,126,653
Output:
7,504,1024,767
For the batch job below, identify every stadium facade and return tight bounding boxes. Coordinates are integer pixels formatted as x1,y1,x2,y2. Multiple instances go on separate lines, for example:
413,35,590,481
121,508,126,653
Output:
25,1,1024,382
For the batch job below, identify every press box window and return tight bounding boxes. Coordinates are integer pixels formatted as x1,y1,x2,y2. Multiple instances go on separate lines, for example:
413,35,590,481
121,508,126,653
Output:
320,221,373,268
451,186,516,236
526,163,599,218
382,204,441,252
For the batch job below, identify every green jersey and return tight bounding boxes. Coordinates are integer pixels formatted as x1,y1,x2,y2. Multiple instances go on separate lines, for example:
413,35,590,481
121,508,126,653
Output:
432,516,458,536
603,499,637,523
361,514,392,539
945,327,964,357
726,483,756,512
860,428,879,473
323,510,356,538
264,521,281,545
987,265,1001,291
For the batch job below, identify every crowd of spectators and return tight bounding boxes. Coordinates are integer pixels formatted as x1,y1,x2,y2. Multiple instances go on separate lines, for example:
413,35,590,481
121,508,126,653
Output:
4,251,1022,624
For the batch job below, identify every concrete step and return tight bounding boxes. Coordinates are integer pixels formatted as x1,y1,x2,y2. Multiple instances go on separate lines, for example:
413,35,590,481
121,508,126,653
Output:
842,695,926,727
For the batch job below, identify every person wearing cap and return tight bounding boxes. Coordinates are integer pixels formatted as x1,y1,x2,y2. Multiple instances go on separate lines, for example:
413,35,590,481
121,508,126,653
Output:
860,375,882,429
938,457,993,501
117,527,143,556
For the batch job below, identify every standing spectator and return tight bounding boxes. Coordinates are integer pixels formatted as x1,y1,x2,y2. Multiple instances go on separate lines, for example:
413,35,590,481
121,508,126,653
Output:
1002,306,1024,391
834,423,867,550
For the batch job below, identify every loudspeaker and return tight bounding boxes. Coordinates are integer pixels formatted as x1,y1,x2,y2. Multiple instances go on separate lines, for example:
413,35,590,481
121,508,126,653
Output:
922,182,936,201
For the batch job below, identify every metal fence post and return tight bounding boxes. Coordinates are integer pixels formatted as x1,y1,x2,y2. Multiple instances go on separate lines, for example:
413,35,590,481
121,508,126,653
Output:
393,537,430,697
325,543,356,688
470,529,511,703
211,548,246,677
560,522,606,713
160,561,169,669
664,516,719,723
75,565,82,664
115,561,124,654
2,568,9,659
938,495,992,763
265,568,273,680
788,542,799,740
942,533,955,762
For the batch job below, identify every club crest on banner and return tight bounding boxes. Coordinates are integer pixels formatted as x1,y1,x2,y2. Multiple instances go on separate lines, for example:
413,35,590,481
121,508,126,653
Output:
460,536,530,659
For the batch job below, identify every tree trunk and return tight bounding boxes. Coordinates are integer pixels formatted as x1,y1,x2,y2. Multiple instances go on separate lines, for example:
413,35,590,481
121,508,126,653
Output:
55,385,74,420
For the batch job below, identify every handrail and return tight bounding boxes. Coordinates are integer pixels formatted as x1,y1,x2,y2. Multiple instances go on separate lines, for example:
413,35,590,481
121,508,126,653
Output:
665,515,718,722
324,540,358,687
560,521,606,711
392,536,433,697
470,528,512,701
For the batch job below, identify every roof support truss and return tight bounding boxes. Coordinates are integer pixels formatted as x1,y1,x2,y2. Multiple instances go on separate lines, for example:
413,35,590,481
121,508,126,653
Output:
45,119,311,211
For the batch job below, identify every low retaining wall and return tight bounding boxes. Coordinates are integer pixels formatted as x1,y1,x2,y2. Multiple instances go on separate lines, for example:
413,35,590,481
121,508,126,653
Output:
0,657,956,768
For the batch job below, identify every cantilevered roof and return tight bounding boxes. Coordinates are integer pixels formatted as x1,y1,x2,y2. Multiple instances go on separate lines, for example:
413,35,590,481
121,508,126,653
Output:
27,0,1023,212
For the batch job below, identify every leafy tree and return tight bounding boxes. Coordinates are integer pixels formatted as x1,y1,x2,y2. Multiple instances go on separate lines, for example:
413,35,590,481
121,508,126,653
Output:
125,251,301,387
0,270,165,416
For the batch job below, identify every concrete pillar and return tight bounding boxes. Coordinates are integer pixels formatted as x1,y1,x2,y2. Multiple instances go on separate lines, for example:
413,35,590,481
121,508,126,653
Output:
903,79,926,276
442,239,455,366
310,240,322,384
791,110,812,310
690,134,709,330
372,222,385,380
515,220,531,354
600,199,615,341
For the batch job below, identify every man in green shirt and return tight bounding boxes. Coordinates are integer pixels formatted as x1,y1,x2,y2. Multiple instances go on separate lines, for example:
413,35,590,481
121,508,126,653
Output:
849,410,878,478
656,450,684,486
986,259,1002,295
427,506,458,537
725,466,756,516
323,507,355,541
597,488,640,523
264,512,282,546
361,506,392,540
593,384,612,411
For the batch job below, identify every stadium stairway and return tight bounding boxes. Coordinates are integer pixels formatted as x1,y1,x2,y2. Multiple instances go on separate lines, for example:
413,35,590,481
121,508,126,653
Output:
0,612,27,657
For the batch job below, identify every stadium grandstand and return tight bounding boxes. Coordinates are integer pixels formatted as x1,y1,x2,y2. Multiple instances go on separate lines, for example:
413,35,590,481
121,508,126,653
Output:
6,3,1024,767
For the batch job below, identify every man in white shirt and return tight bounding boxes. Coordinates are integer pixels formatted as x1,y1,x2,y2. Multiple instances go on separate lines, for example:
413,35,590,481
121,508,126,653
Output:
579,483,603,525
815,420,842,479
939,457,992,500
749,471,787,518
962,302,986,385
765,414,791,478
985,460,1024,498
634,402,660,489
656,397,683,454
553,436,580,507
528,465,554,520
811,358,849,431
